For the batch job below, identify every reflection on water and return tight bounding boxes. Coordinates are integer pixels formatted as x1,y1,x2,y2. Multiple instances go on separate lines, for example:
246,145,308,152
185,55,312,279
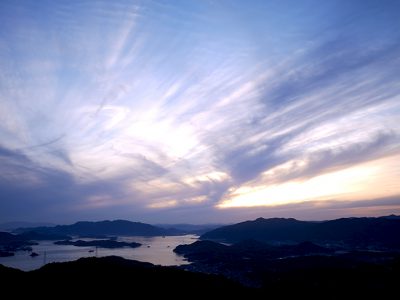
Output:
0,235,198,271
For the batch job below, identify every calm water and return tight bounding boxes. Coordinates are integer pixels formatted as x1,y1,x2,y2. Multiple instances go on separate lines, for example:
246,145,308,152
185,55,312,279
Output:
0,235,198,271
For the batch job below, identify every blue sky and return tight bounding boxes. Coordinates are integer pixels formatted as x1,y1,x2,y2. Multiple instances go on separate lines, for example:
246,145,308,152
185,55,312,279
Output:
0,0,400,224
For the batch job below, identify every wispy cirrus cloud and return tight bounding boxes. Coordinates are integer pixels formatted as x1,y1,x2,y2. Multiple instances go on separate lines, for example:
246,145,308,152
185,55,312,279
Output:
0,0,399,223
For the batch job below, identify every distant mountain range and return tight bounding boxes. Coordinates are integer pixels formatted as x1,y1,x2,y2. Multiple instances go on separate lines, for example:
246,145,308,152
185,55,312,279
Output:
7,215,400,249
201,216,400,249
156,223,226,234
2,216,400,297
0,222,55,231
14,220,181,237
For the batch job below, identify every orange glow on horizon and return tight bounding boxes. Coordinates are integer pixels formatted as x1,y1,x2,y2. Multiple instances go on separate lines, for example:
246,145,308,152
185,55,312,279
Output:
217,154,400,209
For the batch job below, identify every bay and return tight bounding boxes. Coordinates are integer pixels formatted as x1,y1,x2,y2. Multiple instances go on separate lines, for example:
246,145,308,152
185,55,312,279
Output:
0,235,197,271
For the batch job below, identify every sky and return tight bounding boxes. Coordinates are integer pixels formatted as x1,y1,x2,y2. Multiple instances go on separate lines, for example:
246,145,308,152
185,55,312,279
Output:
0,0,400,224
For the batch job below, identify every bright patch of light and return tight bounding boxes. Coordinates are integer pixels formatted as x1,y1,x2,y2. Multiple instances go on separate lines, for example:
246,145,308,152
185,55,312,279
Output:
148,200,177,209
218,155,400,208
183,171,230,185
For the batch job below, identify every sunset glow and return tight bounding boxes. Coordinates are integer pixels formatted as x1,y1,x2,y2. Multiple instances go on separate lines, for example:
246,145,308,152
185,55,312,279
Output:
0,0,399,223
218,155,400,208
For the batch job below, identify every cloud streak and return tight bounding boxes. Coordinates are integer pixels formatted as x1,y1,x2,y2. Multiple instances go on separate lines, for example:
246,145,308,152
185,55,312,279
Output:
0,0,399,223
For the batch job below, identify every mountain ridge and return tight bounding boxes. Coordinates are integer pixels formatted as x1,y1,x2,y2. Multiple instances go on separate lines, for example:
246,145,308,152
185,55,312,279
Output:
200,216,400,249
14,220,181,237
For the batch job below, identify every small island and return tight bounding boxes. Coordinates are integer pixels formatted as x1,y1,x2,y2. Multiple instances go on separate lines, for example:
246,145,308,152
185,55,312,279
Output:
54,239,141,249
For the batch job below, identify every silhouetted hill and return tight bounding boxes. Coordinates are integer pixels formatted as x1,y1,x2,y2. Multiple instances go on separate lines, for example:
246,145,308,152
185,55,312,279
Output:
381,214,400,220
1,253,399,298
174,240,332,264
173,240,400,297
0,232,20,244
0,256,248,297
0,222,54,231
0,231,71,253
202,217,312,243
0,231,38,252
175,240,229,254
15,220,180,237
0,231,69,243
18,231,71,241
0,263,23,275
229,239,332,255
174,240,229,262
156,223,225,234
54,239,141,248
201,216,400,249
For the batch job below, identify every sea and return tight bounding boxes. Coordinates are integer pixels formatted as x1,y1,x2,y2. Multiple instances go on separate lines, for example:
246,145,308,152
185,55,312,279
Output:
0,235,198,271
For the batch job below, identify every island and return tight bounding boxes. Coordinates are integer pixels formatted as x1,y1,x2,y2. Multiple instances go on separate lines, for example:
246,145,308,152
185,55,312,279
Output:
15,220,181,236
200,216,400,250
0,232,39,253
54,239,141,249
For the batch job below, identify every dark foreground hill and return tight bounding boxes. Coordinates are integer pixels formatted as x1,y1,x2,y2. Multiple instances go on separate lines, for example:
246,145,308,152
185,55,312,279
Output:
201,216,400,249
2,254,399,299
0,256,247,297
15,220,181,237
174,240,400,298
174,239,333,262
